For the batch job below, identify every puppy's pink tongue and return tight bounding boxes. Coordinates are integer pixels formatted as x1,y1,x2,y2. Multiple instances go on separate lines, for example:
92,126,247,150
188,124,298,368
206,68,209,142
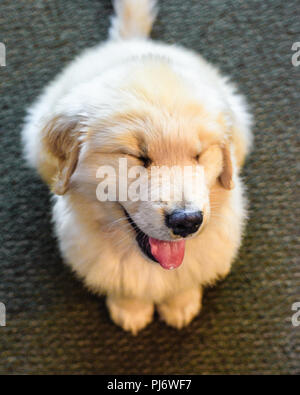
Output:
149,237,185,270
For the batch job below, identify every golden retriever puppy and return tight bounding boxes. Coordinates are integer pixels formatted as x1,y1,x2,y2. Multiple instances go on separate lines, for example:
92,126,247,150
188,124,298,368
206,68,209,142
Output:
22,0,252,334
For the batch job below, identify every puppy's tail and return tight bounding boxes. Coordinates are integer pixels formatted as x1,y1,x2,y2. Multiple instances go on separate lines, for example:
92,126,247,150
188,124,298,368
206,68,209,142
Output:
109,0,158,40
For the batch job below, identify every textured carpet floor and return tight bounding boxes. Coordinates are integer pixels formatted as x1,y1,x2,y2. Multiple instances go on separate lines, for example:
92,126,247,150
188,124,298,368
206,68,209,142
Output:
0,0,299,374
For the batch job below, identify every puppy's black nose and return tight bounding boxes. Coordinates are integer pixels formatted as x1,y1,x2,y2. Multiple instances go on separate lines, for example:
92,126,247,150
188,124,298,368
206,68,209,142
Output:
165,210,203,238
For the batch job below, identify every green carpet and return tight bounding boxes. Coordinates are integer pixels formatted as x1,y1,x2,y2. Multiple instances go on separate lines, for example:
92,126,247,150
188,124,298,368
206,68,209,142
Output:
0,0,299,374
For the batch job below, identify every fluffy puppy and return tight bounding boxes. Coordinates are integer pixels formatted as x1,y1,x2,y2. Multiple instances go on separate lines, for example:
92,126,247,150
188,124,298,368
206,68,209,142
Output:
22,0,252,334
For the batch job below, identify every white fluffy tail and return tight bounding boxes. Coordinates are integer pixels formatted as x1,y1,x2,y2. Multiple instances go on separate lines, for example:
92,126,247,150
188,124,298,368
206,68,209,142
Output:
109,0,158,40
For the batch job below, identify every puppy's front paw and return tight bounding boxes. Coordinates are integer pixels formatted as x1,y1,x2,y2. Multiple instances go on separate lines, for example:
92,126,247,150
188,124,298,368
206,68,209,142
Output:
106,296,154,335
157,288,202,329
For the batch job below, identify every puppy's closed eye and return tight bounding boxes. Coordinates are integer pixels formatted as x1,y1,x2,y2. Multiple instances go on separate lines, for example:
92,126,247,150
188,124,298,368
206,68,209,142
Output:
138,156,152,168
120,153,152,168
194,154,200,162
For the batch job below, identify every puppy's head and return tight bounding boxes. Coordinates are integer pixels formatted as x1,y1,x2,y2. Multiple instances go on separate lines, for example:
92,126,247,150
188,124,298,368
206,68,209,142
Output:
42,61,235,270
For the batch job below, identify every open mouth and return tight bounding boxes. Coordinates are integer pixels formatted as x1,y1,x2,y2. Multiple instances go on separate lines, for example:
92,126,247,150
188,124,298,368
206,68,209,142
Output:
122,208,185,270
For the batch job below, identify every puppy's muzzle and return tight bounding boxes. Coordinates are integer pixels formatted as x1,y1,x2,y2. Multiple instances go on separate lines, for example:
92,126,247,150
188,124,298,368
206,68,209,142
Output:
165,210,203,238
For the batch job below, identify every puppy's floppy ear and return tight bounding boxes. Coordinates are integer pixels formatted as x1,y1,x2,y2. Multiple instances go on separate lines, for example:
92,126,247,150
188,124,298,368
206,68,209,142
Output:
219,142,235,190
42,115,84,195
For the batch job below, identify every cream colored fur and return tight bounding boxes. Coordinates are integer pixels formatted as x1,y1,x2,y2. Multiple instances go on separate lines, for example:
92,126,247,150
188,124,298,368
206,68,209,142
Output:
22,0,252,334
